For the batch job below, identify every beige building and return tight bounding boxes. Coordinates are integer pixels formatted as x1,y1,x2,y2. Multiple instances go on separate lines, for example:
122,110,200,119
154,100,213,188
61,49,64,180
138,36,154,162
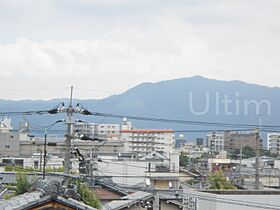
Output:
225,131,260,153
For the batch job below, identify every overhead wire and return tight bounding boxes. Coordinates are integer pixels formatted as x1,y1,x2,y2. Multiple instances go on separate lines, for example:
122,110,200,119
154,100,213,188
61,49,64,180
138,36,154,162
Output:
89,111,280,129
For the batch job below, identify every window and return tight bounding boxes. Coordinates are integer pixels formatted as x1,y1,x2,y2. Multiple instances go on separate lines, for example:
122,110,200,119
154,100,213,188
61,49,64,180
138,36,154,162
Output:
5,145,10,149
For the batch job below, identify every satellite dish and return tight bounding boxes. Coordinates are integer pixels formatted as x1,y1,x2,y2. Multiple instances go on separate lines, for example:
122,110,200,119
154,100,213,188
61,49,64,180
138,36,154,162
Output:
169,181,173,188
145,178,151,186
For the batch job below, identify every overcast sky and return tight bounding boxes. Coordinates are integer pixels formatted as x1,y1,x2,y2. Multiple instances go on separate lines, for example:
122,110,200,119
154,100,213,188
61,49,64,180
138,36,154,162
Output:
0,0,279,100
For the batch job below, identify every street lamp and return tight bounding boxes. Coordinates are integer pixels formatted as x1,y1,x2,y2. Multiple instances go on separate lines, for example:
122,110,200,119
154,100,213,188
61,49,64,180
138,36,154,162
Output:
43,119,65,179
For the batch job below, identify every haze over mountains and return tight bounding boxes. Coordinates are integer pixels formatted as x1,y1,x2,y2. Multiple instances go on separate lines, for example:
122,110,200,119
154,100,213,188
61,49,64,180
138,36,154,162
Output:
1,76,279,140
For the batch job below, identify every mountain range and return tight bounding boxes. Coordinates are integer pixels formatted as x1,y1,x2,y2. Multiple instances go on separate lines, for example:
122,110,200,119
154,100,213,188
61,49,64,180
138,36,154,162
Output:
1,76,279,140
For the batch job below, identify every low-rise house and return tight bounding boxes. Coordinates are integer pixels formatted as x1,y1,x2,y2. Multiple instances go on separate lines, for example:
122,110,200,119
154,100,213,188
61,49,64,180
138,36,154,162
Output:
0,179,98,210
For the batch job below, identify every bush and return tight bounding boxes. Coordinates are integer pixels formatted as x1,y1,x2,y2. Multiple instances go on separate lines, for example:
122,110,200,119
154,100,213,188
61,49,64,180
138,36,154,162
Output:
15,173,32,195
3,192,15,200
77,182,101,209
179,152,189,166
208,170,235,190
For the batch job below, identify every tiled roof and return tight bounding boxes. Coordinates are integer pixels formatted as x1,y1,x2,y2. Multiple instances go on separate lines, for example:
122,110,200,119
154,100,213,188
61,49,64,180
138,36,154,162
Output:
103,191,153,210
0,192,98,210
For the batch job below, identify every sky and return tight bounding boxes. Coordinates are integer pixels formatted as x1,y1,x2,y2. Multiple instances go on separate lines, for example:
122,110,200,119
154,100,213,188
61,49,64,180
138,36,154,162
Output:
0,0,279,100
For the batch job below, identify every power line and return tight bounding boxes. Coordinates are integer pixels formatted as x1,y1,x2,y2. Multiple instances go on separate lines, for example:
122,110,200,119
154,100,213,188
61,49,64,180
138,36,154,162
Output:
89,111,280,129
0,110,49,116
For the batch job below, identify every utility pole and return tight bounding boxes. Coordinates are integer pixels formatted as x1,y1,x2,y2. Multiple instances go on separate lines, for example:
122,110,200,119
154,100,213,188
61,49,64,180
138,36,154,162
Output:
64,86,75,174
153,193,160,210
43,120,65,179
239,148,242,185
39,150,42,171
43,132,48,179
48,86,93,175
255,129,260,190
255,116,261,190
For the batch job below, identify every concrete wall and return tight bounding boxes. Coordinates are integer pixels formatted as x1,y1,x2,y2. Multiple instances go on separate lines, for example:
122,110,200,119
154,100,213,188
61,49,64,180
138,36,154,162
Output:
161,201,181,210
20,139,124,157
0,132,20,156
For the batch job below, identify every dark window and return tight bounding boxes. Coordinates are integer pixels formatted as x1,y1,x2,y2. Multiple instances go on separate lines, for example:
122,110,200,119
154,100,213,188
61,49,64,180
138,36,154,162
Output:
14,159,24,167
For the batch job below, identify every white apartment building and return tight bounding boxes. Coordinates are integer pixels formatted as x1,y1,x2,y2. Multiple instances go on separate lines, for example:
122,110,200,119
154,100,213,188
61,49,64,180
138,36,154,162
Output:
97,124,120,140
73,122,120,140
207,131,225,152
121,118,175,157
267,133,280,154
73,122,95,136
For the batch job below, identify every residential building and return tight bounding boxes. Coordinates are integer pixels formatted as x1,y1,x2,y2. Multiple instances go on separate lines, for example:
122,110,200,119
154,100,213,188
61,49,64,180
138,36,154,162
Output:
0,179,98,210
196,138,204,147
73,122,95,136
73,122,121,140
206,132,224,152
175,134,186,148
94,151,179,187
122,129,175,157
121,118,175,157
19,138,124,158
0,132,31,157
207,158,232,172
97,123,120,140
225,130,260,153
267,133,280,154
145,152,180,190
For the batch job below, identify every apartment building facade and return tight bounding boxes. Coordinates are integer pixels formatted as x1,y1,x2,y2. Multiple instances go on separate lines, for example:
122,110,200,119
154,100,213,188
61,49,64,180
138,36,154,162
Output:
207,132,225,152
122,129,175,157
73,122,120,140
267,133,280,154
224,131,260,153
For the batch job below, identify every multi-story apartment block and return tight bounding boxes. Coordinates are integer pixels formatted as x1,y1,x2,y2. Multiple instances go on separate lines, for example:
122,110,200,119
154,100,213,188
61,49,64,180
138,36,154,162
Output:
224,130,261,153
121,119,175,157
97,124,120,140
73,122,95,136
207,132,224,152
73,122,120,140
122,129,175,157
267,133,280,154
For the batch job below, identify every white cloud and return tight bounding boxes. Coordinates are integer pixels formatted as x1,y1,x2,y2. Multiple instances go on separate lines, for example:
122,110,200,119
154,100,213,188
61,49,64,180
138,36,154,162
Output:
0,0,279,99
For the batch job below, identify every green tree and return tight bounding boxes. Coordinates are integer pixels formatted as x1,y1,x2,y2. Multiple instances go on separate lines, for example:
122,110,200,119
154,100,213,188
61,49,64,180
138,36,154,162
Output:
15,173,31,195
242,146,256,158
208,170,235,190
179,152,189,167
77,182,101,209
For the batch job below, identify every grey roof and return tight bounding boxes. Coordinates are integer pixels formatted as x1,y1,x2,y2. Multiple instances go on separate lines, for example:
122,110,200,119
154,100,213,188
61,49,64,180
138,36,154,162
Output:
0,191,42,210
103,191,153,210
0,191,97,210
139,151,169,161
